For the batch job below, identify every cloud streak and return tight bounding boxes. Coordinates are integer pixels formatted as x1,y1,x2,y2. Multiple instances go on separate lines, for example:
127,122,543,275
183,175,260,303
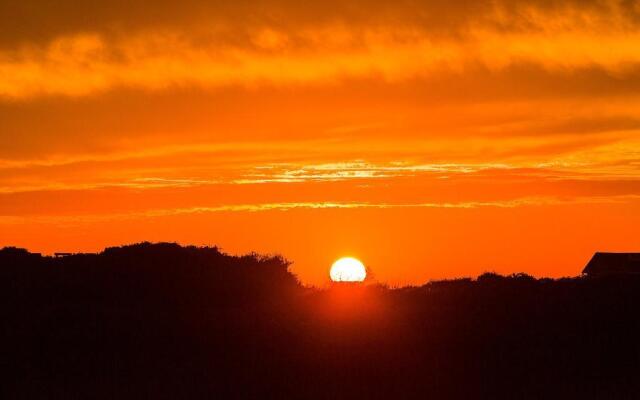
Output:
2,5,640,99
2,195,639,227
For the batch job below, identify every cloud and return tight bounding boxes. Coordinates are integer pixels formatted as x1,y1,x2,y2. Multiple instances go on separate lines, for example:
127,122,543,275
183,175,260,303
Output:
2,195,639,227
1,1,638,44
0,130,638,195
1,0,640,99
0,0,638,226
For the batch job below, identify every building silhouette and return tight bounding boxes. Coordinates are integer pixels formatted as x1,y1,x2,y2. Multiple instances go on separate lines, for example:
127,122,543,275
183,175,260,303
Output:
583,252,640,276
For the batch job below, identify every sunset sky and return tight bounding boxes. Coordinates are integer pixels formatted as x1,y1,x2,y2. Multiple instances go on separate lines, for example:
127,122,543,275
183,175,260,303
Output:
1,0,640,285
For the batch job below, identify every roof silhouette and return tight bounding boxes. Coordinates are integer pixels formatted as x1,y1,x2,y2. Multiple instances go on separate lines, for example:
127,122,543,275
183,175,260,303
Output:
583,252,640,276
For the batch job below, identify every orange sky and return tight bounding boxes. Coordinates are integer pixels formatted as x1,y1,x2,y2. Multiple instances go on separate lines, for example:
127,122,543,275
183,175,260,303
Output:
1,0,639,285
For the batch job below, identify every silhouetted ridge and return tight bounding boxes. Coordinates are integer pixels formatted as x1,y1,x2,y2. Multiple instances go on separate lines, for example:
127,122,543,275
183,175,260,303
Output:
2,243,640,399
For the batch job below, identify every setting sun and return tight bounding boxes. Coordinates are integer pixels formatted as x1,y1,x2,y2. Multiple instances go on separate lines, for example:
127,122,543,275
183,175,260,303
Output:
330,257,367,282
3,0,640,397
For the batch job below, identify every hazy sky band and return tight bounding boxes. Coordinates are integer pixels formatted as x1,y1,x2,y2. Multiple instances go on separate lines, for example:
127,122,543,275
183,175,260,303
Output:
1,0,639,285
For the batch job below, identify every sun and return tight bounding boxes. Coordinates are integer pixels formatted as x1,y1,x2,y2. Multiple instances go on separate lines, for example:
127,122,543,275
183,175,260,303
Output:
330,257,367,282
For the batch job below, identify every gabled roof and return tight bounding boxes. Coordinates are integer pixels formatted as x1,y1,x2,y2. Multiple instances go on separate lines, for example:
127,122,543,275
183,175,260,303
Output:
583,252,640,276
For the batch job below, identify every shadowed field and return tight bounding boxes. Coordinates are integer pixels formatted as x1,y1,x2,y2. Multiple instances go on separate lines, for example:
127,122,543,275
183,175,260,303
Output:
2,243,639,399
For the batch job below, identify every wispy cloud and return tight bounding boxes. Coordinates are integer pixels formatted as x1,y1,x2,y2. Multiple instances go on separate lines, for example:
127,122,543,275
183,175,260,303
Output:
235,161,513,183
2,196,639,226
1,150,639,195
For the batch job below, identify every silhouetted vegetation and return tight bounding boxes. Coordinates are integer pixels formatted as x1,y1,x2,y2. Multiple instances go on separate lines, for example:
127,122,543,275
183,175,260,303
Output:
2,243,640,399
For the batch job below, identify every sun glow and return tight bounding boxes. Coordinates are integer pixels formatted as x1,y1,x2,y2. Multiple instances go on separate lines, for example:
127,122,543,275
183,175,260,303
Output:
330,257,367,282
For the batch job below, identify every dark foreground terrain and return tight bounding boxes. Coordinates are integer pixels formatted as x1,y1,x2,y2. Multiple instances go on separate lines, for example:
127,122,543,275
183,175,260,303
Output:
2,243,640,399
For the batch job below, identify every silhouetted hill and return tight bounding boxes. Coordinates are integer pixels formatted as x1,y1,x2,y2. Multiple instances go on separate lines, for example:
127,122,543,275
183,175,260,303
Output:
2,243,640,399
